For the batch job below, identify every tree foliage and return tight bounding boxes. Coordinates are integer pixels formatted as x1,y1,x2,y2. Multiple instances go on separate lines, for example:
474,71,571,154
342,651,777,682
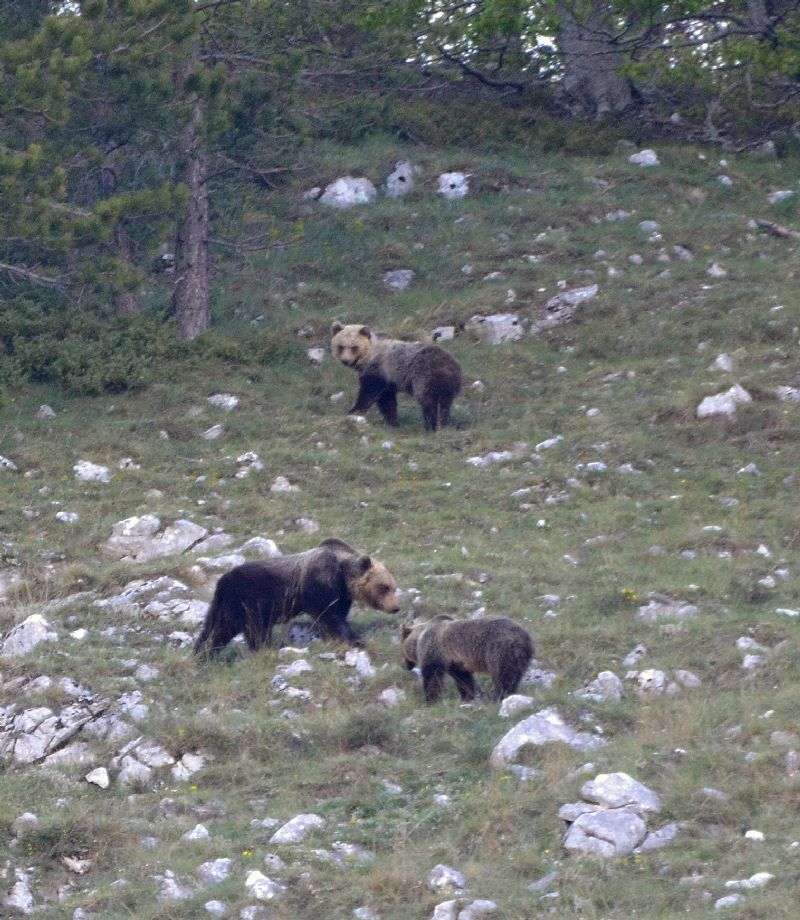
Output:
1,0,798,391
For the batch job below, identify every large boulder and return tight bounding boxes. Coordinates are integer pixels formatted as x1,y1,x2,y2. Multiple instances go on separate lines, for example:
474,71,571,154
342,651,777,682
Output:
319,176,377,208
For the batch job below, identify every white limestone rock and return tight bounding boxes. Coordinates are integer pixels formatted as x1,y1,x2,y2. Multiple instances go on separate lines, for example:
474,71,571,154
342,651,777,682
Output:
2,614,58,657
427,864,467,892
197,858,233,886
85,767,110,788
207,393,239,411
438,172,469,199
579,670,623,702
465,313,523,344
383,269,416,291
386,160,415,198
269,813,326,845
490,707,605,770
73,460,112,483
172,752,206,780
696,384,752,418
580,772,662,817
629,149,659,166
564,809,648,857
320,176,377,208
245,870,287,901
102,515,162,560
499,694,535,718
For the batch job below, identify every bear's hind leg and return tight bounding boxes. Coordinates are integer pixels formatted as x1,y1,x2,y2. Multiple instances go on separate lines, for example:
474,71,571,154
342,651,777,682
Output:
194,619,239,659
448,665,477,701
421,393,453,431
242,602,273,651
492,665,525,701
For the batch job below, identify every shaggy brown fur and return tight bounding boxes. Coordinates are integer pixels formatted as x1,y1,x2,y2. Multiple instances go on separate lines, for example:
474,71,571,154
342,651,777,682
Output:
401,615,534,703
330,322,462,431
194,538,400,659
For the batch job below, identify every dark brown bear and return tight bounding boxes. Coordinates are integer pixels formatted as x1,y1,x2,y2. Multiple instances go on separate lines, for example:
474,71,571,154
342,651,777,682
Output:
401,615,534,703
194,538,400,659
330,322,462,431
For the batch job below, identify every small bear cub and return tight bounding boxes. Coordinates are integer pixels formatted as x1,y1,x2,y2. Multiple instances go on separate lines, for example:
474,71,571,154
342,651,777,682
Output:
401,615,534,703
331,321,462,431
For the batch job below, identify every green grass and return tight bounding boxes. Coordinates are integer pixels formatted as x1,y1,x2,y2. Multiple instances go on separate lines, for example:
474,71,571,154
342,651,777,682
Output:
2,132,800,919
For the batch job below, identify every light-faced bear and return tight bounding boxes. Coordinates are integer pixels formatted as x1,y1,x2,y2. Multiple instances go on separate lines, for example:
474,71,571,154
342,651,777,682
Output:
330,322,462,432
194,538,400,659
401,615,534,703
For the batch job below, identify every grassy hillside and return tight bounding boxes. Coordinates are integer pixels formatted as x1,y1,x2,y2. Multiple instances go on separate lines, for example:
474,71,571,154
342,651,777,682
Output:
2,134,800,919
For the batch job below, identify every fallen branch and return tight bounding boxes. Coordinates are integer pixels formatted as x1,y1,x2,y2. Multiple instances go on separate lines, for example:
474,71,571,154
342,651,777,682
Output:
0,261,67,290
755,219,800,240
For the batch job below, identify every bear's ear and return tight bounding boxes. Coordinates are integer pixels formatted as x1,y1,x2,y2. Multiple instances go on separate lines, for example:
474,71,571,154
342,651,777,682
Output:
331,320,344,336
356,554,372,574
358,325,371,338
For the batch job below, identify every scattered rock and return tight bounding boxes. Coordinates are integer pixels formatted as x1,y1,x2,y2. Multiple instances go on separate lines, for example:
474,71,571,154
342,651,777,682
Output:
725,871,773,890
73,460,112,483
85,766,110,788
427,864,467,892
383,269,416,292
465,313,523,344
636,822,682,852
629,149,660,166
157,869,192,901
270,813,326,845
490,707,605,770
532,285,599,334
344,648,376,678
102,514,162,560
270,476,300,493
320,177,377,208
696,384,752,419
4,868,35,915
580,772,663,816
637,593,698,622
245,870,287,901
202,424,224,440
172,752,206,781
197,857,233,885
2,614,58,657
579,671,624,702
207,393,239,411
118,756,153,788
498,694,535,718
386,160,415,198
438,172,469,199
715,894,745,910
564,808,648,858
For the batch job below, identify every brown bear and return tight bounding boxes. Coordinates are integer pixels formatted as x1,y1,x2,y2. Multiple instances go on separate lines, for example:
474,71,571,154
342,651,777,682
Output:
401,615,534,703
330,322,462,431
194,538,400,659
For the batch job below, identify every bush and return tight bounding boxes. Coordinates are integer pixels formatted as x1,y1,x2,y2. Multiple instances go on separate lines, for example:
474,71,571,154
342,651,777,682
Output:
0,298,186,395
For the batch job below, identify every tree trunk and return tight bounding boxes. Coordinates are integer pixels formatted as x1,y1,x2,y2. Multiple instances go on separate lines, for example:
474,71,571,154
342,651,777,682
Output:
172,98,211,341
557,3,633,117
